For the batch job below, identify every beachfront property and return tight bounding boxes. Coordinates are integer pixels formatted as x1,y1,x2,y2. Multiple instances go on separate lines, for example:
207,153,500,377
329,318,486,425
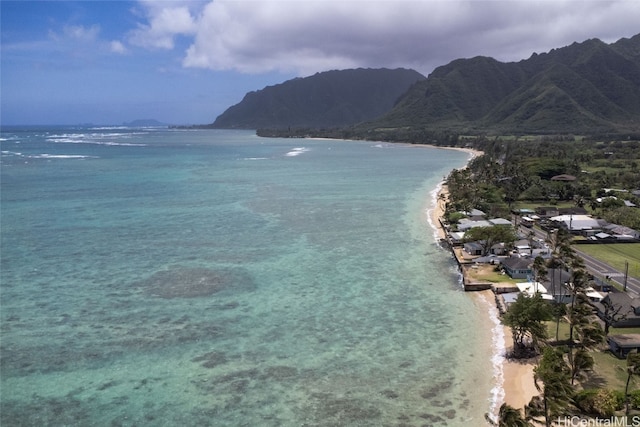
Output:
457,218,492,231
501,256,533,279
463,241,484,256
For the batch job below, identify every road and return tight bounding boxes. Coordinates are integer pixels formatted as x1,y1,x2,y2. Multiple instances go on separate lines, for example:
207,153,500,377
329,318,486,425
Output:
519,225,640,297
573,247,640,296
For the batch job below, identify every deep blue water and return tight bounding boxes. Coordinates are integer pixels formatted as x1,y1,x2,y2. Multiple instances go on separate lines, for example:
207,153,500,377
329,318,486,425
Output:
1,127,495,426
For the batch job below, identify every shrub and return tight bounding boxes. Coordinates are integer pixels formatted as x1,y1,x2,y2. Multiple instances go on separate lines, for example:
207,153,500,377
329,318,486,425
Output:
574,389,623,416
631,390,640,410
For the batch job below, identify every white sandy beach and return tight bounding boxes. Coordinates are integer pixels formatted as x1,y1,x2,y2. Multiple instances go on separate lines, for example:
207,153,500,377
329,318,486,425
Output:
428,175,539,418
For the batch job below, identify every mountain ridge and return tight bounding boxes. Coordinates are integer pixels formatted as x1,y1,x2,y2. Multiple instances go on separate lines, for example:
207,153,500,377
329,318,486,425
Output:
365,34,640,134
209,68,426,129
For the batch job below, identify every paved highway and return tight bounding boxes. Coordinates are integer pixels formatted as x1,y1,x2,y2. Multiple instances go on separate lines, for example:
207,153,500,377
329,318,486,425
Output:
573,247,640,297
518,224,640,297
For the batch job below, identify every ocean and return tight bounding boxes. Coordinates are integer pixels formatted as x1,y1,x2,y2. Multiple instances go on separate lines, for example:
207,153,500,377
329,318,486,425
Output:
1,127,496,426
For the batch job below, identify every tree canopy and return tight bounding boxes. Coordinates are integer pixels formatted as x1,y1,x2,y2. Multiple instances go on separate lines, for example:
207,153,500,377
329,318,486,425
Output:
502,293,553,357
463,225,518,256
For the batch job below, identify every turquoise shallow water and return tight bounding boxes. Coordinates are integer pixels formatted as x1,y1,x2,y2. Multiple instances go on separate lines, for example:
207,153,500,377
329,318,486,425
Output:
1,128,494,426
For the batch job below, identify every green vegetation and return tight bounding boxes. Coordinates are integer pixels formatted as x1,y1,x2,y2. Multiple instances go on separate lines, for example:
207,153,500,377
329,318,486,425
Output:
550,320,640,391
441,138,640,230
475,271,520,284
503,293,553,356
577,244,640,280
463,225,518,256
255,34,640,139
210,68,425,129
499,233,640,423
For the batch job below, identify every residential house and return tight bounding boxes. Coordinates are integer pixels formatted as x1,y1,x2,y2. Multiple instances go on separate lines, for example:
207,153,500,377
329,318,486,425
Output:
593,293,640,328
607,334,640,359
602,223,640,240
464,208,486,219
490,242,509,255
517,281,552,299
457,219,492,232
448,231,465,246
489,218,513,226
536,206,560,217
549,214,600,234
463,241,484,256
501,256,533,280
541,268,572,302
558,207,588,215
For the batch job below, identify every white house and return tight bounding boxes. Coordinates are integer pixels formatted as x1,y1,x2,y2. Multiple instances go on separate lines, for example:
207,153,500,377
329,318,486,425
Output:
458,219,492,231
517,282,554,300
550,214,600,233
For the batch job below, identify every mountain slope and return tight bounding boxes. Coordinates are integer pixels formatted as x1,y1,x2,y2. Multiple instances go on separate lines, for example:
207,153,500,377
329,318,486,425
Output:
210,68,425,129
368,34,640,134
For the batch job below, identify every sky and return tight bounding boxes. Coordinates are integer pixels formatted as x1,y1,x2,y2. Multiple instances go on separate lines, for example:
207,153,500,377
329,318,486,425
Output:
1,1,639,126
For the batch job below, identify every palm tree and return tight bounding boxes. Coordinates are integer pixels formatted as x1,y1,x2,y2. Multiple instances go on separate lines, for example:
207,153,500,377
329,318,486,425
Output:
485,403,533,427
534,347,573,427
567,268,590,347
545,256,566,342
532,256,547,285
571,347,595,385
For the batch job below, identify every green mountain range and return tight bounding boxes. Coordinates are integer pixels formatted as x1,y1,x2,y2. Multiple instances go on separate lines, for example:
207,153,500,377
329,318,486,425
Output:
367,34,640,134
212,34,640,135
210,68,426,129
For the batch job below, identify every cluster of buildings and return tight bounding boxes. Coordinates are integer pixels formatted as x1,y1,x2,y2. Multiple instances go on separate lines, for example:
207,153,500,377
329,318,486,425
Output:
440,205,640,357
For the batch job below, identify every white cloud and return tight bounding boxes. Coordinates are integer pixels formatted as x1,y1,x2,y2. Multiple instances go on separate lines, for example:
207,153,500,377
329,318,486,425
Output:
134,0,640,76
110,40,128,54
49,24,101,44
128,3,198,49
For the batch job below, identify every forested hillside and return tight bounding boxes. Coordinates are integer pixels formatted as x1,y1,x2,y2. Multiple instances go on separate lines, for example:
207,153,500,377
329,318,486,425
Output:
367,34,640,134
210,68,425,129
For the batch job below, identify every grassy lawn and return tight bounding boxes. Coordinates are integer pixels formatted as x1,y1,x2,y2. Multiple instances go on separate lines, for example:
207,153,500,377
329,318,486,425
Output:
464,264,525,283
544,321,640,391
585,350,640,391
575,243,640,280
543,321,640,391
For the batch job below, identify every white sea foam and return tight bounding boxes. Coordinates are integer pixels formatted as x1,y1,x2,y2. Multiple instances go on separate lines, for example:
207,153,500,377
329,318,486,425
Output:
425,181,444,242
485,292,506,421
243,157,268,160
372,143,393,148
2,150,23,156
90,126,129,130
28,154,96,159
285,147,309,157
99,142,147,146
47,135,146,146
426,180,505,420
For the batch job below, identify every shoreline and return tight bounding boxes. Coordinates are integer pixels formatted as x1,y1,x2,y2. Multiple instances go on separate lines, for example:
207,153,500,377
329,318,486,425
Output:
427,168,538,419
305,136,485,160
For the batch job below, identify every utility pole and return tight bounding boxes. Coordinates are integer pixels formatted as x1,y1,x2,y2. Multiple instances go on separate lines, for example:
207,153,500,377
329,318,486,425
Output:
624,260,629,292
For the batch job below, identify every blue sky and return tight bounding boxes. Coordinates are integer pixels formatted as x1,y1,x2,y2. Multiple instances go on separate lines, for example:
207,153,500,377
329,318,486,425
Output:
2,1,639,126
